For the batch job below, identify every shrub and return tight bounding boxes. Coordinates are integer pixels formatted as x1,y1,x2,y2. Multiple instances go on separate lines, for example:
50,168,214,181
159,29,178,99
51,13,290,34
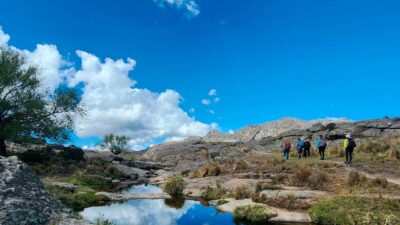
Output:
272,173,287,185
234,185,251,200
18,148,53,163
347,170,362,187
234,205,277,223
372,176,389,188
202,182,226,200
358,140,391,155
233,160,248,172
187,170,197,179
309,197,400,225
53,189,110,211
308,172,328,189
163,175,186,196
207,164,221,176
253,194,311,210
60,146,85,162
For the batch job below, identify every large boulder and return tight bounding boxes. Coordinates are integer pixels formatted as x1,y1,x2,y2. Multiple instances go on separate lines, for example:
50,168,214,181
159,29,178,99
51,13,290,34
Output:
0,156,64,225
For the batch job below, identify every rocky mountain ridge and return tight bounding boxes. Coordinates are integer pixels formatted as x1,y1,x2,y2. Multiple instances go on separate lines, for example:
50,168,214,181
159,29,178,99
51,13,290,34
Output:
144,117,400,172
202,117,350,143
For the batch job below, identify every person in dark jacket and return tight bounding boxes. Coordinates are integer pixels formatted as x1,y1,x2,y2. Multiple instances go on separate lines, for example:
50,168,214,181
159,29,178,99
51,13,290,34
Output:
303,139,311,158
343,134,356,164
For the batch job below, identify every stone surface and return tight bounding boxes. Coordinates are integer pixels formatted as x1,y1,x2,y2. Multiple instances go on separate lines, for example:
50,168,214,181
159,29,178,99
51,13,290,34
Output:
0,156,64,225
260,189,326,199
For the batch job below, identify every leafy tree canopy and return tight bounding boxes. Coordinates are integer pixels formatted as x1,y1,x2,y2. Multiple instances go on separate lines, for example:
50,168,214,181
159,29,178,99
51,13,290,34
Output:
99,134,130,155
0,48,84,156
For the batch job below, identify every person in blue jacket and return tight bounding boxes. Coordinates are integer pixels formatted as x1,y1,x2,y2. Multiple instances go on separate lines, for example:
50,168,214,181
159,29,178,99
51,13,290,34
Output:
297,138,305,159
316,135,327,160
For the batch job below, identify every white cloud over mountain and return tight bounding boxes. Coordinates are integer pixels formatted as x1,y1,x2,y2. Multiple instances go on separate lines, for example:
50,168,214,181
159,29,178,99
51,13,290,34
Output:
153,0,200,17
0,26,213,150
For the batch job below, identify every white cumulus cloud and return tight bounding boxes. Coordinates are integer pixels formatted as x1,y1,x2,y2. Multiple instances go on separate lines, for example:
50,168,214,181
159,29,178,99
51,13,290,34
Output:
201,99,211,105
153,0,200,17
208,89,217,96
0,26,10,46
68,50,212,149
0,25,214,150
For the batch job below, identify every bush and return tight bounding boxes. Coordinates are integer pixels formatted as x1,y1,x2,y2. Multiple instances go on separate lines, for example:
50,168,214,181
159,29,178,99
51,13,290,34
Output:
272,173,287,185
234,205,277,223
233,160,248,172
372,176,389,188
253,194,311,210
60,146,84,162
163,175,186,196
18,148,53,163
290,166,328,189
309,197,400,225
202,182,226,200
347,170,362,187
234,185,251,200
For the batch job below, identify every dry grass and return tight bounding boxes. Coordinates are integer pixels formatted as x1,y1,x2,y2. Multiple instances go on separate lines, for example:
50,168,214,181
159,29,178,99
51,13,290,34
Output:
290,166,328,190
252,194,311,210
234,185,251,200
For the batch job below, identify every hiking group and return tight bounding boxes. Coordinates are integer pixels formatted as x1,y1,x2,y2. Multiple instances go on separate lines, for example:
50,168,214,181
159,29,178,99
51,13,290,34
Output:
283,134,357,164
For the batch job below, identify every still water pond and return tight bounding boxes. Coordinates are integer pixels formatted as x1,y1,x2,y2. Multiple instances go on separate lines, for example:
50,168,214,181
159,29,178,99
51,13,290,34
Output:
81,185,310,225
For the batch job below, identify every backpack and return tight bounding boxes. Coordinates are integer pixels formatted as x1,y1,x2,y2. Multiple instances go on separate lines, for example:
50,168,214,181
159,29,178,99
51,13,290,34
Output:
321,138,327,147
284,140,291,149
348,138,356,149
304,141,311,149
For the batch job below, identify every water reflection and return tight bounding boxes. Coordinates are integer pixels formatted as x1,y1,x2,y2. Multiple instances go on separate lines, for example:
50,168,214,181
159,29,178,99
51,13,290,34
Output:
81,185,312,225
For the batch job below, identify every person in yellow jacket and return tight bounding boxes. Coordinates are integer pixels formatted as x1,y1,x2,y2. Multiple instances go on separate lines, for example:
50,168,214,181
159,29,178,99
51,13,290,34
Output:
343,134,357,164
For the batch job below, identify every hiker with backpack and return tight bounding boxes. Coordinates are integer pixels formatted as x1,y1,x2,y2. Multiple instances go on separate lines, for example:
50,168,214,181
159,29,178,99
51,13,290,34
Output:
343,134,357,164
303,139,311,158
283,139,291,160
297,138,305,159
316,135,327,160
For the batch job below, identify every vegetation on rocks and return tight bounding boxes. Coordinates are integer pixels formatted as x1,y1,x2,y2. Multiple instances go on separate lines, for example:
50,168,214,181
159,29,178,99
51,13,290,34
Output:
252,194,311,210
234,205,277,223
202,182,227,200
44,177,111,211
233,185,251,200
290,166,328,190
163,175,186,196
309,197,400,225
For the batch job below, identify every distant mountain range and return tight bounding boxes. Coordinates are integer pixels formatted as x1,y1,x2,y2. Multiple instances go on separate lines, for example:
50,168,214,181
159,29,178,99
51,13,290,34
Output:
201,117,350,143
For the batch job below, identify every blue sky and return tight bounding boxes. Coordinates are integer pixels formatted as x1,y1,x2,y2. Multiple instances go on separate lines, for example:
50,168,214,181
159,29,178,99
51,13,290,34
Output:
1,0,399,149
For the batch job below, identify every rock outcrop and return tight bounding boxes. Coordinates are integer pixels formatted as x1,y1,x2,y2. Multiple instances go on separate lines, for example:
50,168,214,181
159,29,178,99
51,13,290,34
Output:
144,118,400,172
0,156,65,225
202,117,350,142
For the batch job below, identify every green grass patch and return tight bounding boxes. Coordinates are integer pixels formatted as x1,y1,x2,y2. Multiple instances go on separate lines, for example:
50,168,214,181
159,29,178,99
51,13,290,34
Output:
162,175,186,196
309,197,400,225
234,205,277,223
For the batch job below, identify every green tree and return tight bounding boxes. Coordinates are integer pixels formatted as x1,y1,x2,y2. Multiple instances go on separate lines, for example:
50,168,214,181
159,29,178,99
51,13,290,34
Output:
0,48,84,156
99,134,130,155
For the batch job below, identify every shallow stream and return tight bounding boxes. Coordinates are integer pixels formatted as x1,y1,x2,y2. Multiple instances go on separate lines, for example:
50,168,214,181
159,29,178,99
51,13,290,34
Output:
81,184,312,225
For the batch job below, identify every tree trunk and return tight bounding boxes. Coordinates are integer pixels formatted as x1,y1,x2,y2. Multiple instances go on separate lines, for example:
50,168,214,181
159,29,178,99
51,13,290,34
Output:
0,138,7,157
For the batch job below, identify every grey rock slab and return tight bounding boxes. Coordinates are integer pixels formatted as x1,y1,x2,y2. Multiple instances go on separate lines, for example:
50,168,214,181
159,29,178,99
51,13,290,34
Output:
260,189,326,199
